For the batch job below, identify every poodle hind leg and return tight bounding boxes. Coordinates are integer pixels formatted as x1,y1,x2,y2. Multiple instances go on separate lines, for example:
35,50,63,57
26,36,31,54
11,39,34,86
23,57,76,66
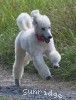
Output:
24,52,32,66
13,41,25,86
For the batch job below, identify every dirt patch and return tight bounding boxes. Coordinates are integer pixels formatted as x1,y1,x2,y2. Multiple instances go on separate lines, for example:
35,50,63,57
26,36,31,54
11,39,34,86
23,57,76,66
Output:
0,65,76,100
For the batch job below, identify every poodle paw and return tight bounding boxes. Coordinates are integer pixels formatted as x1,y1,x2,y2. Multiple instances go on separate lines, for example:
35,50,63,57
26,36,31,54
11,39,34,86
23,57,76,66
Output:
46,76,52,80
53,63,60,69
15,79,20,86
53,65,60,69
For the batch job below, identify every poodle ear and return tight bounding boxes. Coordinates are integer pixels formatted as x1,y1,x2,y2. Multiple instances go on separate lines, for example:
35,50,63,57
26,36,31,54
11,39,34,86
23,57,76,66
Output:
31,10,40,17
31,10,40,25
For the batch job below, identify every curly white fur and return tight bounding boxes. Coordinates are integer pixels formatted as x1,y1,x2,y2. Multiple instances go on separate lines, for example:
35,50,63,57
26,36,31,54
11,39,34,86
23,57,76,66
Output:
13,10,61,85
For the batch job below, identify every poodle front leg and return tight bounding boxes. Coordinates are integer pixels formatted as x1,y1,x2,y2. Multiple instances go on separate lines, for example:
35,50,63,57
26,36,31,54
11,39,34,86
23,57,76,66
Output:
33,53,52,80
46,50,61,68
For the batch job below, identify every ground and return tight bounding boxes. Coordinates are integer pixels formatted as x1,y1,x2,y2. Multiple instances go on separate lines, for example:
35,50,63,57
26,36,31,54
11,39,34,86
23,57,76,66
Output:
0,64,76,100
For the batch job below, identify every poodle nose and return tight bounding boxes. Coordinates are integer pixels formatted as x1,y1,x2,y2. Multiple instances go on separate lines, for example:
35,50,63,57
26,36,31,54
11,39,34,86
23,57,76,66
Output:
48,36,52,39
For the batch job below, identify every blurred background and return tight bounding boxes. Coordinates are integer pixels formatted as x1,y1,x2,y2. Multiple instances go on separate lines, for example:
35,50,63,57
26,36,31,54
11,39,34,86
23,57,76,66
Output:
0,0,76,81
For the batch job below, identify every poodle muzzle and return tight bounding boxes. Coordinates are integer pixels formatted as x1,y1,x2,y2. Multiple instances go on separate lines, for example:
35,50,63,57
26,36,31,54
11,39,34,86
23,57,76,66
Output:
36,34,52,43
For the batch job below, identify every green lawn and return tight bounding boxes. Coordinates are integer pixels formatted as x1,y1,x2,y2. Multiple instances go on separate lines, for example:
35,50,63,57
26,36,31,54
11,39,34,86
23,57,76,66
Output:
0,0,76,81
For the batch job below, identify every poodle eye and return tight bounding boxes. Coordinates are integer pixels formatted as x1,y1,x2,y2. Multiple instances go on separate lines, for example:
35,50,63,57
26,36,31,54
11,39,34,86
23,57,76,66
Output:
48,27,50,29
41,28,45,30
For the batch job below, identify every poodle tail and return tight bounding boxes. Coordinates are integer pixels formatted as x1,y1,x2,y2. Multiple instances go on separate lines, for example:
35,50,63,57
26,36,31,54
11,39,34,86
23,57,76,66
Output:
16,13,33,31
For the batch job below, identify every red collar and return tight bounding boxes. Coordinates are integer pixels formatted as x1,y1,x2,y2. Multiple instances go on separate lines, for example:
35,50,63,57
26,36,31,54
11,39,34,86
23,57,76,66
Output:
36,34,45,42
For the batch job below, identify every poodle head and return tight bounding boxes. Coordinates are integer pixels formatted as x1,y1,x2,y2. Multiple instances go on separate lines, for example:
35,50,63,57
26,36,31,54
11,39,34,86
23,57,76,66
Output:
31,10,52,43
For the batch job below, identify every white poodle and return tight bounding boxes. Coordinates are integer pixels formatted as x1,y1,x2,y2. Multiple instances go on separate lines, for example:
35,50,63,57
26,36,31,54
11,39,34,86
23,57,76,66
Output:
13,10,61,86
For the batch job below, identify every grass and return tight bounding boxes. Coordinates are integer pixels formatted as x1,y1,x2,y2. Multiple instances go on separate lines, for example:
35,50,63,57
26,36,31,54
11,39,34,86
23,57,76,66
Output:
0,0,76,81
